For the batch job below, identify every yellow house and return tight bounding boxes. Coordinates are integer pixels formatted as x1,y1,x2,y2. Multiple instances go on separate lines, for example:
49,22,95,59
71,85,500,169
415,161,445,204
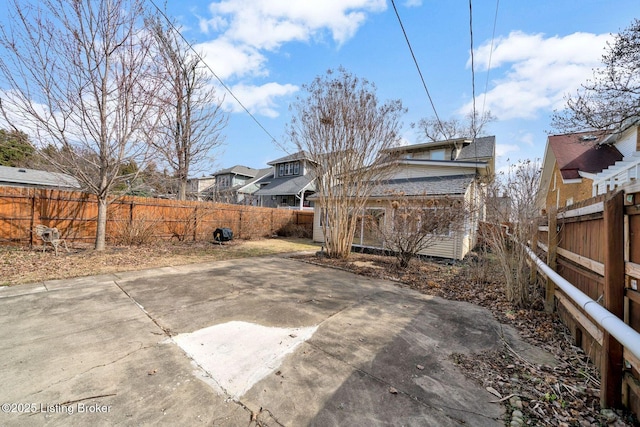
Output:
538,131,622,211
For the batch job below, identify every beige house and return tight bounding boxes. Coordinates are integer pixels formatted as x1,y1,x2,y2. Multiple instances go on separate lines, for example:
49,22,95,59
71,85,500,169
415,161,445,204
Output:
312,137,495,260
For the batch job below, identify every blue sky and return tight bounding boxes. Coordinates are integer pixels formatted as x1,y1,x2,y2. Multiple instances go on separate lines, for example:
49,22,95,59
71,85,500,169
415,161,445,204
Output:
163,0,637,177
0,1,636,177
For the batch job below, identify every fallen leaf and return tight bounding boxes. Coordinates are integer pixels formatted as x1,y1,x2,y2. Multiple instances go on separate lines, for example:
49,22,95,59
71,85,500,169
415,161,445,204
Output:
486,386,501,399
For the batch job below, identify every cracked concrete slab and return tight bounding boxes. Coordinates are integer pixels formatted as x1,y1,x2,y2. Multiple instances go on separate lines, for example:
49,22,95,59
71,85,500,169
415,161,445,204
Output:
0,255,555,426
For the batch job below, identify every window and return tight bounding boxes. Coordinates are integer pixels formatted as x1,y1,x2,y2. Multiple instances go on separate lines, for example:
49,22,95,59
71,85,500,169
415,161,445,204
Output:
278,161,300,177
392,206,453,237
354,208,385,247
430,149,445,160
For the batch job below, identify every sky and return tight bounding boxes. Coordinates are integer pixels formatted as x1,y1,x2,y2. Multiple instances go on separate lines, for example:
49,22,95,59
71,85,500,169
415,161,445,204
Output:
159,0,637,177
0,1,637,177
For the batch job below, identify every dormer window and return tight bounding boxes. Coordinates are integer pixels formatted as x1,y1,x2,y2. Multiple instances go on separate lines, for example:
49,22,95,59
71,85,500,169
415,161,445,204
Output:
278,161,300,177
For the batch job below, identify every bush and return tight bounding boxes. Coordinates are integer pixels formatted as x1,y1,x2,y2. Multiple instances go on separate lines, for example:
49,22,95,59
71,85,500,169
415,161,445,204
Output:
109,214,158,246
276,223,312,238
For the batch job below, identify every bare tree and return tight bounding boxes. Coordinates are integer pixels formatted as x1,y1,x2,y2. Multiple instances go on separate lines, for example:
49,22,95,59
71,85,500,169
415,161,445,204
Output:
377,192,469,268
288,67,405,259
552,19,640,133
483,159,542,308
0,0,159,250
415,110,495,142
147,15,227,201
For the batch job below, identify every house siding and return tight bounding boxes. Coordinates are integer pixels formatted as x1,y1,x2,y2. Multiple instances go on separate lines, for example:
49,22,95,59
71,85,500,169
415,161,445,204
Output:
312,198,467,260
614,128,637,157
545,164,593,208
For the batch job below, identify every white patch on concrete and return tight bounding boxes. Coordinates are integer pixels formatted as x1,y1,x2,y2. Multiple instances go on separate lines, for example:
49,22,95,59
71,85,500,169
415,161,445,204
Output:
171,321,317,399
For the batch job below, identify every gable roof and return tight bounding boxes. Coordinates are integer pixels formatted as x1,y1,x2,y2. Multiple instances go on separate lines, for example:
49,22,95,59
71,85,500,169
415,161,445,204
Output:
548,131,622,180
0,165,80,189
237,168,273,193
253,174,315,196
371,174,475,198
457,136,495,161
267,151,313,166
213,165,260,178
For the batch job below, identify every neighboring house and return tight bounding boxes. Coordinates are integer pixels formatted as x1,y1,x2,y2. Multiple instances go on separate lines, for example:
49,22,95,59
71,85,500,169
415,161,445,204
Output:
210,165,267,204
0,165,80,190
235,167,272,206
588,121,640,196
186,176,216,201
486,192,512,223
538,131,624,211
311,136,496,260
254,151,317,210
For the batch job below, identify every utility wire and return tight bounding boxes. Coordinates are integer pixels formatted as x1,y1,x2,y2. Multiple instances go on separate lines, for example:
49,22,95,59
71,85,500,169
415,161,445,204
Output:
389,0,446,139
147,0,280,146
469,0,477,139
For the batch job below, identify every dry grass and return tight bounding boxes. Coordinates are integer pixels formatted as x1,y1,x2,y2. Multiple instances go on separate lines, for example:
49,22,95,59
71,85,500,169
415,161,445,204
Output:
0,238,320,286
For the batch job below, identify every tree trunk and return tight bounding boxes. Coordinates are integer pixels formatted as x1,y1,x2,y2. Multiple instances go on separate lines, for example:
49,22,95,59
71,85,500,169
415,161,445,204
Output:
95,196,108,251
178,179,187,201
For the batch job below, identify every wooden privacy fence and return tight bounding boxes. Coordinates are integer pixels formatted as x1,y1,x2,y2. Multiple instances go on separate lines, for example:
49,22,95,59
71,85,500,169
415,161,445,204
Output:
0,186,313,246
534,186,640,413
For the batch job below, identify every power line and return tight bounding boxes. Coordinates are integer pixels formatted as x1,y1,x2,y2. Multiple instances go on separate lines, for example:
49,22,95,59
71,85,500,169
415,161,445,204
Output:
389,0,446,138
469,0,477,139
147,0,280,146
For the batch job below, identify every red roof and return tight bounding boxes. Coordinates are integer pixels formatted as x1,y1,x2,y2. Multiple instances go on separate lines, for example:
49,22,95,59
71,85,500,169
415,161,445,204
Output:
548,131,622,180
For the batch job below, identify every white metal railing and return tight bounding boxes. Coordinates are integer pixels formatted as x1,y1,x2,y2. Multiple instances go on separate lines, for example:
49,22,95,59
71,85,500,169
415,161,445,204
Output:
524,245,640,360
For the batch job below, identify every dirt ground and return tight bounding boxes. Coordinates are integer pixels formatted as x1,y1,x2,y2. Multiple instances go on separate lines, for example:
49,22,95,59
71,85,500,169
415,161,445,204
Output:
1,239,637,426
0,238,319,286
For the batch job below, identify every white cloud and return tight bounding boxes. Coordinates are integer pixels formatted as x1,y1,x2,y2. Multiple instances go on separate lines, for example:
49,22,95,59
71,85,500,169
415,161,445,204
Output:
196,39,268,80
192,0,386,118
223,82,299,118
462,31,612,120
203,0,387,50
496,143,520,157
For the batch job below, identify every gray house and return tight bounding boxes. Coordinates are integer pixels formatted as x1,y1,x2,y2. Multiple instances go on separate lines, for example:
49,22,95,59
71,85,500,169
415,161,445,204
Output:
0,165,80,190
254,151,316,210
212,165,271,204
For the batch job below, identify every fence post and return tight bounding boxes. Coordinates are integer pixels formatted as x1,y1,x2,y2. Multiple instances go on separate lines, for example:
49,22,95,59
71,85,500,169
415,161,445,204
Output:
601,191,625,408
546,206,558,312
530,218,539,286
193,206,198,241
29,189,36,248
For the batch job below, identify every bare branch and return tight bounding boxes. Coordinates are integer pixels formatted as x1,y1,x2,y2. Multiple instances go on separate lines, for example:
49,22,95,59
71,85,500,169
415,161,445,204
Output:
0,0,160,249
288,67,406,259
